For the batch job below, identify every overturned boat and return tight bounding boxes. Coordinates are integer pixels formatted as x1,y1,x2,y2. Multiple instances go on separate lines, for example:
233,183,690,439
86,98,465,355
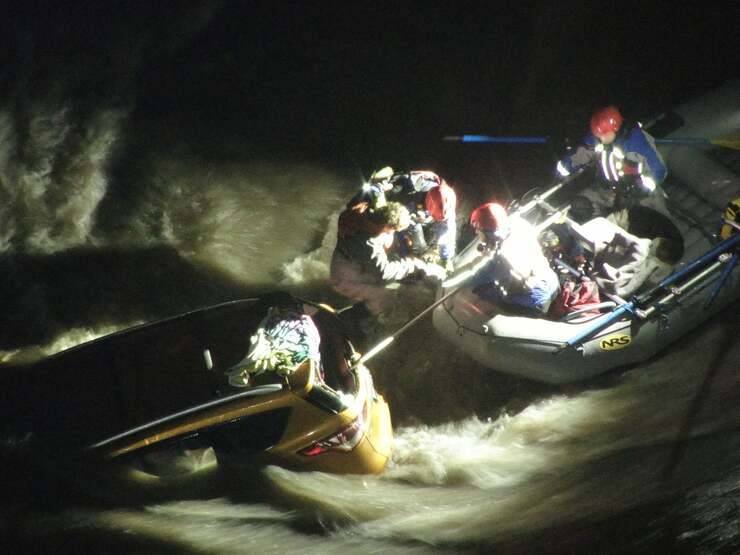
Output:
0,294,392,486
433,81,740,384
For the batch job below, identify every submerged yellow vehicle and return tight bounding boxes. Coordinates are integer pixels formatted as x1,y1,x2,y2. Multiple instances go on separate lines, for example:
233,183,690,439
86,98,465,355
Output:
0,295,392,481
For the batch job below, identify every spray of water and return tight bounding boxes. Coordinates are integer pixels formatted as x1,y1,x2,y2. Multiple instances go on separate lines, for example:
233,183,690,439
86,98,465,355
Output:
2,38,738,550
0,102,125,254
4,142,740,553
138,159,350,286
256,316,740,546
17,501,442,555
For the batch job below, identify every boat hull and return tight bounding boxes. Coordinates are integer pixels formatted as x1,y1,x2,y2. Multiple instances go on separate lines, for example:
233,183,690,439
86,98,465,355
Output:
433,81,740,383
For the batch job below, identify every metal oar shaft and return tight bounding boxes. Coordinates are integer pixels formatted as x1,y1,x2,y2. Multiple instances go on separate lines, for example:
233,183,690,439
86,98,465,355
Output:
444,135,548,144
558,232,740,352
642,258,726,318
704,254,738,309
514,171,587,218
558,302,636,352
445,135,740,150
353,286,462,368
641,231,740,300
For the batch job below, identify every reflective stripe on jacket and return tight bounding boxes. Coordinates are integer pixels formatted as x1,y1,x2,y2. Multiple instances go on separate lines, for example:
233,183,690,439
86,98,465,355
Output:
557,125,667,187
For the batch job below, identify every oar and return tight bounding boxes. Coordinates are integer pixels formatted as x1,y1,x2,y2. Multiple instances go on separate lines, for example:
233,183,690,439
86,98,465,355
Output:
444,135,740,150
704,253,738,309
353,171,588,367
350,286,462,369
654,136,740,149
555,230,740,353
444,135,548,144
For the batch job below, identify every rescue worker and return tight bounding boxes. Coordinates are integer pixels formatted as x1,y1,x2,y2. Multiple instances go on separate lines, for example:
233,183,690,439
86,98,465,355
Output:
468,202,560,315
422,181,457,269
555,105,670,224
386,170,458,268
330,201,447,317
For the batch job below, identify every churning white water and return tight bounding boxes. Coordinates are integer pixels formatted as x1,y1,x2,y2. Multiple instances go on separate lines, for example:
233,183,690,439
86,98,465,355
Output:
2,11,740,551
13,310,737,553
4,126,739,549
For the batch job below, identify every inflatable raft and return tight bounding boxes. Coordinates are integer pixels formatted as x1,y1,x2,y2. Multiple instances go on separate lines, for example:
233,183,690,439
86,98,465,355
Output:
433,81,740,384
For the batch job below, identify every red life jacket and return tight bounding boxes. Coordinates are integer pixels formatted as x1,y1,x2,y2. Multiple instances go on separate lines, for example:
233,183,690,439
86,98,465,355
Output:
548,279,601,319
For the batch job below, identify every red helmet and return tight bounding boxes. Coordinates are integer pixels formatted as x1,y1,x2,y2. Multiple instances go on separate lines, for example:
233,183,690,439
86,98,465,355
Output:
590,106,623,137
425,182,456,221
470,202,507,231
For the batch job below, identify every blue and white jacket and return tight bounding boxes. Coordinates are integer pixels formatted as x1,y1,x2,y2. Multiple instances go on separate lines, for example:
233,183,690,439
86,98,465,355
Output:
556,124,667,193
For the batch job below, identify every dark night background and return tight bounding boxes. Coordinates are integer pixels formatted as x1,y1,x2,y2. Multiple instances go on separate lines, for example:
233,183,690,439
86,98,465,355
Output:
4,1,737,172
1,1,739,553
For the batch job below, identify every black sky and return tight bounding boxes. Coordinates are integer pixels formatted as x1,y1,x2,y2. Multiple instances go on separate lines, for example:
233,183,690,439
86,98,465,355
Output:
2,1,738,173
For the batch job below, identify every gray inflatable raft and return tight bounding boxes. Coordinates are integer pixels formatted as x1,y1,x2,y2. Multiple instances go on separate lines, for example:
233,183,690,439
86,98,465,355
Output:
433,80,740,384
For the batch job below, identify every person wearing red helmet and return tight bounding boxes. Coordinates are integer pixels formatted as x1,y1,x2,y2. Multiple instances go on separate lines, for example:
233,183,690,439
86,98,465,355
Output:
469,202,509,242
555,105,669,225
467,202,559,315
589,105,624,144
421,180,457,266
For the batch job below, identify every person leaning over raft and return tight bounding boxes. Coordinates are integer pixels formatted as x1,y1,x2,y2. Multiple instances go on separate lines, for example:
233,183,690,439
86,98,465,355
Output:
330,201,447,317
555,105,670,224
347,166,459,269
386,170,458,269
467,202,560,315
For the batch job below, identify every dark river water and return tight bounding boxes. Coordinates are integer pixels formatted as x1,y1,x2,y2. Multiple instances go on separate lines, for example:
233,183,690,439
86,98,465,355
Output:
1,2,739,553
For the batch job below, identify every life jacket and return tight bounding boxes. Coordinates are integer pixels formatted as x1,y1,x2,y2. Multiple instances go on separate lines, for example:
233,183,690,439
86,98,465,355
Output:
548,279,601,319
594,137,637,184
593,124,665,193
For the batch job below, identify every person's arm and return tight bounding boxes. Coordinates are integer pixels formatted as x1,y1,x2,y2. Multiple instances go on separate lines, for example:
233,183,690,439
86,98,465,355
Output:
625,129,668,191
556,135,598,177
368,235,444,281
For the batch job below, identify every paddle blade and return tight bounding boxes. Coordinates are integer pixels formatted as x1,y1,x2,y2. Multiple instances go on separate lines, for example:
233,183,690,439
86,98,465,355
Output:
443,134,549,144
